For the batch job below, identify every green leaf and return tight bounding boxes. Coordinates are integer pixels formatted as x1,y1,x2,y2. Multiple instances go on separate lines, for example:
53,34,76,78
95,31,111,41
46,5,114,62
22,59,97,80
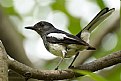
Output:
4,7,19,15
106,66,121,81
74,70,108,81
0,5,21,19
0,0,19,16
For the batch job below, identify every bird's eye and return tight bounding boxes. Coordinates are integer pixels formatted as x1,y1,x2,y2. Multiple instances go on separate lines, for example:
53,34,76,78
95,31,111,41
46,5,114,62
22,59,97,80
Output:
38,28,41,30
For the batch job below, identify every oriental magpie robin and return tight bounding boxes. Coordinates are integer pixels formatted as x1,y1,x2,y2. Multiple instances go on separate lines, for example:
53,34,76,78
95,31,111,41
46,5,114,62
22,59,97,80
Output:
25,7,115,70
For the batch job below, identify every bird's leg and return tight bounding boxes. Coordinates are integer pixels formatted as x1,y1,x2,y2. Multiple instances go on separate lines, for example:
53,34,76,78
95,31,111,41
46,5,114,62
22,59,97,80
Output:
54,57,65,70
68,52,79,68
55,50,67,70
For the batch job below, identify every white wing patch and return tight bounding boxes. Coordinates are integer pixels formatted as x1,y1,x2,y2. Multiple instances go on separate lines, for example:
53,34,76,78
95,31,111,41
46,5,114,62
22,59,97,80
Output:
81,31,90,43
47,33,76,40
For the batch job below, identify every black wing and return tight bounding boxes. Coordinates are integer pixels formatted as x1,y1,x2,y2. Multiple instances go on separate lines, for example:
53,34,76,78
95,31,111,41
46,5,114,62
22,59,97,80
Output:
46,31,89,46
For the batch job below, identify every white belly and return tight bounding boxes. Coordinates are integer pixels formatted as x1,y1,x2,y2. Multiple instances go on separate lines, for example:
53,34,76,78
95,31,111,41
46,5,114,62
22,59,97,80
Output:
48,43,86,58
48,43,66,57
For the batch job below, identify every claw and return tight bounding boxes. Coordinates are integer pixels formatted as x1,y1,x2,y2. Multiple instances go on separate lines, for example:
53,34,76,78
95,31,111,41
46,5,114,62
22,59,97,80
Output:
55,67,58,70
24,72,31,81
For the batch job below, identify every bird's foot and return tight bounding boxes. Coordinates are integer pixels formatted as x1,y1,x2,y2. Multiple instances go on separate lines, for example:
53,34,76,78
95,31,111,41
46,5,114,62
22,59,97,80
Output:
24,72,31,81
54,67,58,70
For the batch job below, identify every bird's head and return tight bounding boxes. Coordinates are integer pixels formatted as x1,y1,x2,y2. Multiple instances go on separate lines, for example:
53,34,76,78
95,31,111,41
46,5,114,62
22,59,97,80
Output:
25,21,55,35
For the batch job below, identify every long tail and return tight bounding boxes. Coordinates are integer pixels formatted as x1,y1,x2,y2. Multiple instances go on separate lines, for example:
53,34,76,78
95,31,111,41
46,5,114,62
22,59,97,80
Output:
76,7,115,42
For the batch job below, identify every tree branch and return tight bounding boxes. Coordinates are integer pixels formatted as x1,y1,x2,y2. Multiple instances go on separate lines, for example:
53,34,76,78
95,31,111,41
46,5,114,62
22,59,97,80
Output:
73,50,121,71
7,51,121,80
0,40,8,81
0,40,121,80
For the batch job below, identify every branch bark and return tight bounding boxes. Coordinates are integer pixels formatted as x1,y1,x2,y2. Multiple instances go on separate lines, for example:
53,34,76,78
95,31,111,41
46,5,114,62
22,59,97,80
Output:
0,40,8,81
0,40,121,80
73,50,121,71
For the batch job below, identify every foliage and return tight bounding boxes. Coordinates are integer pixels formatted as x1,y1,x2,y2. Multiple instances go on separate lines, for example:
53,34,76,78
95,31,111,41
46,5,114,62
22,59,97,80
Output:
74,70,108,81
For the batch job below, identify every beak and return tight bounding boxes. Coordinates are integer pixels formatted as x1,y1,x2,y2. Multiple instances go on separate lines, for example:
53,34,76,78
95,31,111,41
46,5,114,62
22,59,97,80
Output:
25,26,35,30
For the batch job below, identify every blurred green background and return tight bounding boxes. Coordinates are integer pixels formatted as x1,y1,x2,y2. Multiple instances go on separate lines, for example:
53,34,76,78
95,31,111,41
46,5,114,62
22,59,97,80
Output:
0,0,120,81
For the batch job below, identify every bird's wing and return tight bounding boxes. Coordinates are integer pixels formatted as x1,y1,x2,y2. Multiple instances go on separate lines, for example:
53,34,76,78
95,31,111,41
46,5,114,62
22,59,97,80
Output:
46,33,88,46
76,8,115,42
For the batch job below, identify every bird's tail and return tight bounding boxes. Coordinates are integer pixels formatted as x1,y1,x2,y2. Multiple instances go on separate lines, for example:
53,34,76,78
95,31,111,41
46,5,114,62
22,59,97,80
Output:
76,7,115,42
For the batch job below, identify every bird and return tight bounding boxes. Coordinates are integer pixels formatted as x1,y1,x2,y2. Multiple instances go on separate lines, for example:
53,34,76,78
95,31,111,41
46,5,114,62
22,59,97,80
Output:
25,7,115,70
